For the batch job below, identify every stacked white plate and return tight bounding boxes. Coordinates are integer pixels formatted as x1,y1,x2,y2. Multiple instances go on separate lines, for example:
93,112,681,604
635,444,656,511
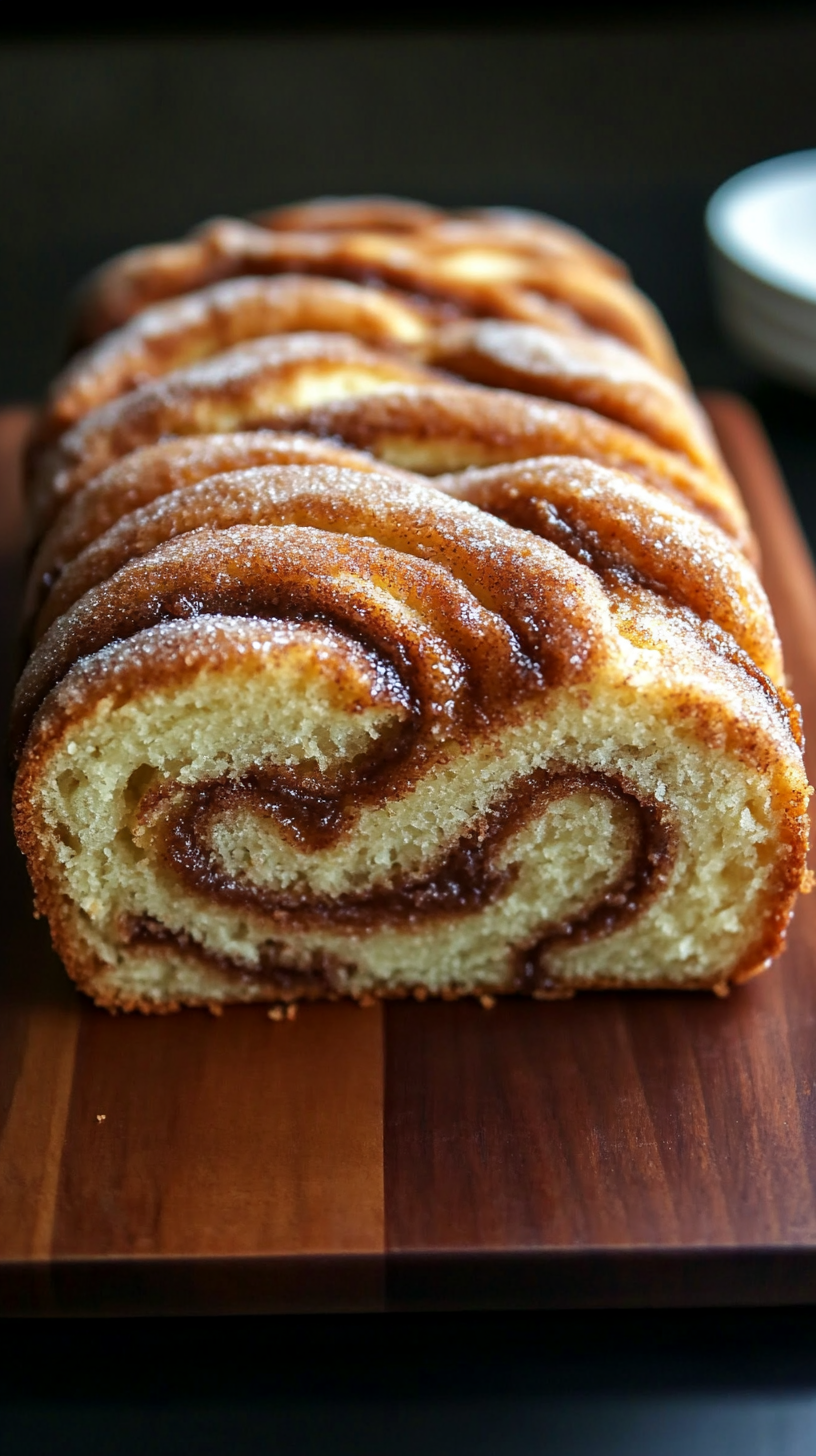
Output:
706,150,816,393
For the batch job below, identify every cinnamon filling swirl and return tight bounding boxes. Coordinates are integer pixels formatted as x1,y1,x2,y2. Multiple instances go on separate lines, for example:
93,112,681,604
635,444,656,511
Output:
121,768,675,994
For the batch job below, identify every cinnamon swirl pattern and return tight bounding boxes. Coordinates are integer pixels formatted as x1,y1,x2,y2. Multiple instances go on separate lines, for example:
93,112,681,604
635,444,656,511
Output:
13,197,811,1010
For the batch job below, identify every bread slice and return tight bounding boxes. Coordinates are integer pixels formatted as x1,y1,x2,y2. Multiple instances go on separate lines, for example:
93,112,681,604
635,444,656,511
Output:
13,467,809,1010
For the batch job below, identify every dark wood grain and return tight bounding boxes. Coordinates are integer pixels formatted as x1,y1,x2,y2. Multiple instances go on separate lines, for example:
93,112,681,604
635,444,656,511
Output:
2,397,816,1312
384,983,816,1252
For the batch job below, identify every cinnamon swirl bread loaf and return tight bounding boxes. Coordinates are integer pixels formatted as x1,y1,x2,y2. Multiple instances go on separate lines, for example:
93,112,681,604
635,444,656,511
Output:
12,197,811,1010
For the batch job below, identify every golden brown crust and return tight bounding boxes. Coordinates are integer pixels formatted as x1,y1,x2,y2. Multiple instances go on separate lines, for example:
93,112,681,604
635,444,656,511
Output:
30,461,781,690
14,481,618,757
426,319,725,478
456,207,627,273
257,195,448,234
257,198,626,277
14,463,799,779
257,202,628,288
255,382,753,550
26,334,439,536
25,432,410,626
442,457,781,682
38,274,440,443
29,338,736,551
40,294,711,514
70,213,682,379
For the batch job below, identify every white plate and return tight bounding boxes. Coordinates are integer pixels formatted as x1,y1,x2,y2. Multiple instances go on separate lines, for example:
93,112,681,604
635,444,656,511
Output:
706,152,816,390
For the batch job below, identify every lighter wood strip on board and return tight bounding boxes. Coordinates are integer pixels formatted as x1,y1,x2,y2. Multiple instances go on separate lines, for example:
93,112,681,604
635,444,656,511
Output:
0,1004,80,1258
0,410,83,1261
50,1002,385,1259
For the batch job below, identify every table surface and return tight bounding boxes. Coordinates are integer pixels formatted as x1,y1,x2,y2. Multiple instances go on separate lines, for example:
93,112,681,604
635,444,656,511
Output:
2,394,816,1318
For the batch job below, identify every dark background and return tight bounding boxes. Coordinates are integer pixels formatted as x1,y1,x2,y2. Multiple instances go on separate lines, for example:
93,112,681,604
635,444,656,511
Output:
2,12,816,1454
2,14,815,547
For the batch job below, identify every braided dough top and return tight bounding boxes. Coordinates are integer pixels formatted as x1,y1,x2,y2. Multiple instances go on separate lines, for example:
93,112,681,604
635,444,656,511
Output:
12,464,797,768
39,274,443,443
28,337,749,550
26,333,439,534
70,210,681,379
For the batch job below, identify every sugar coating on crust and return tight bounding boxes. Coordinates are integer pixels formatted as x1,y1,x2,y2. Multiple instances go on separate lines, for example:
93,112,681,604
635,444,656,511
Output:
39,274,439,439
30,462,781,690
427,319,724,476
70,211,681,380
25,433,412,626
13,500,615,756
27,333,440,533
252,382,751,548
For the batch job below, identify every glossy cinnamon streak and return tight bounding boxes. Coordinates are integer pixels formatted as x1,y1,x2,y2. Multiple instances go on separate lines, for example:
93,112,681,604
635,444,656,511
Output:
123,769,675,996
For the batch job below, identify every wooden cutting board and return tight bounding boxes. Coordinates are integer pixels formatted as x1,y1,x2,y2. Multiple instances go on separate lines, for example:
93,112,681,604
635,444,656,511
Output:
2,395,816,1315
